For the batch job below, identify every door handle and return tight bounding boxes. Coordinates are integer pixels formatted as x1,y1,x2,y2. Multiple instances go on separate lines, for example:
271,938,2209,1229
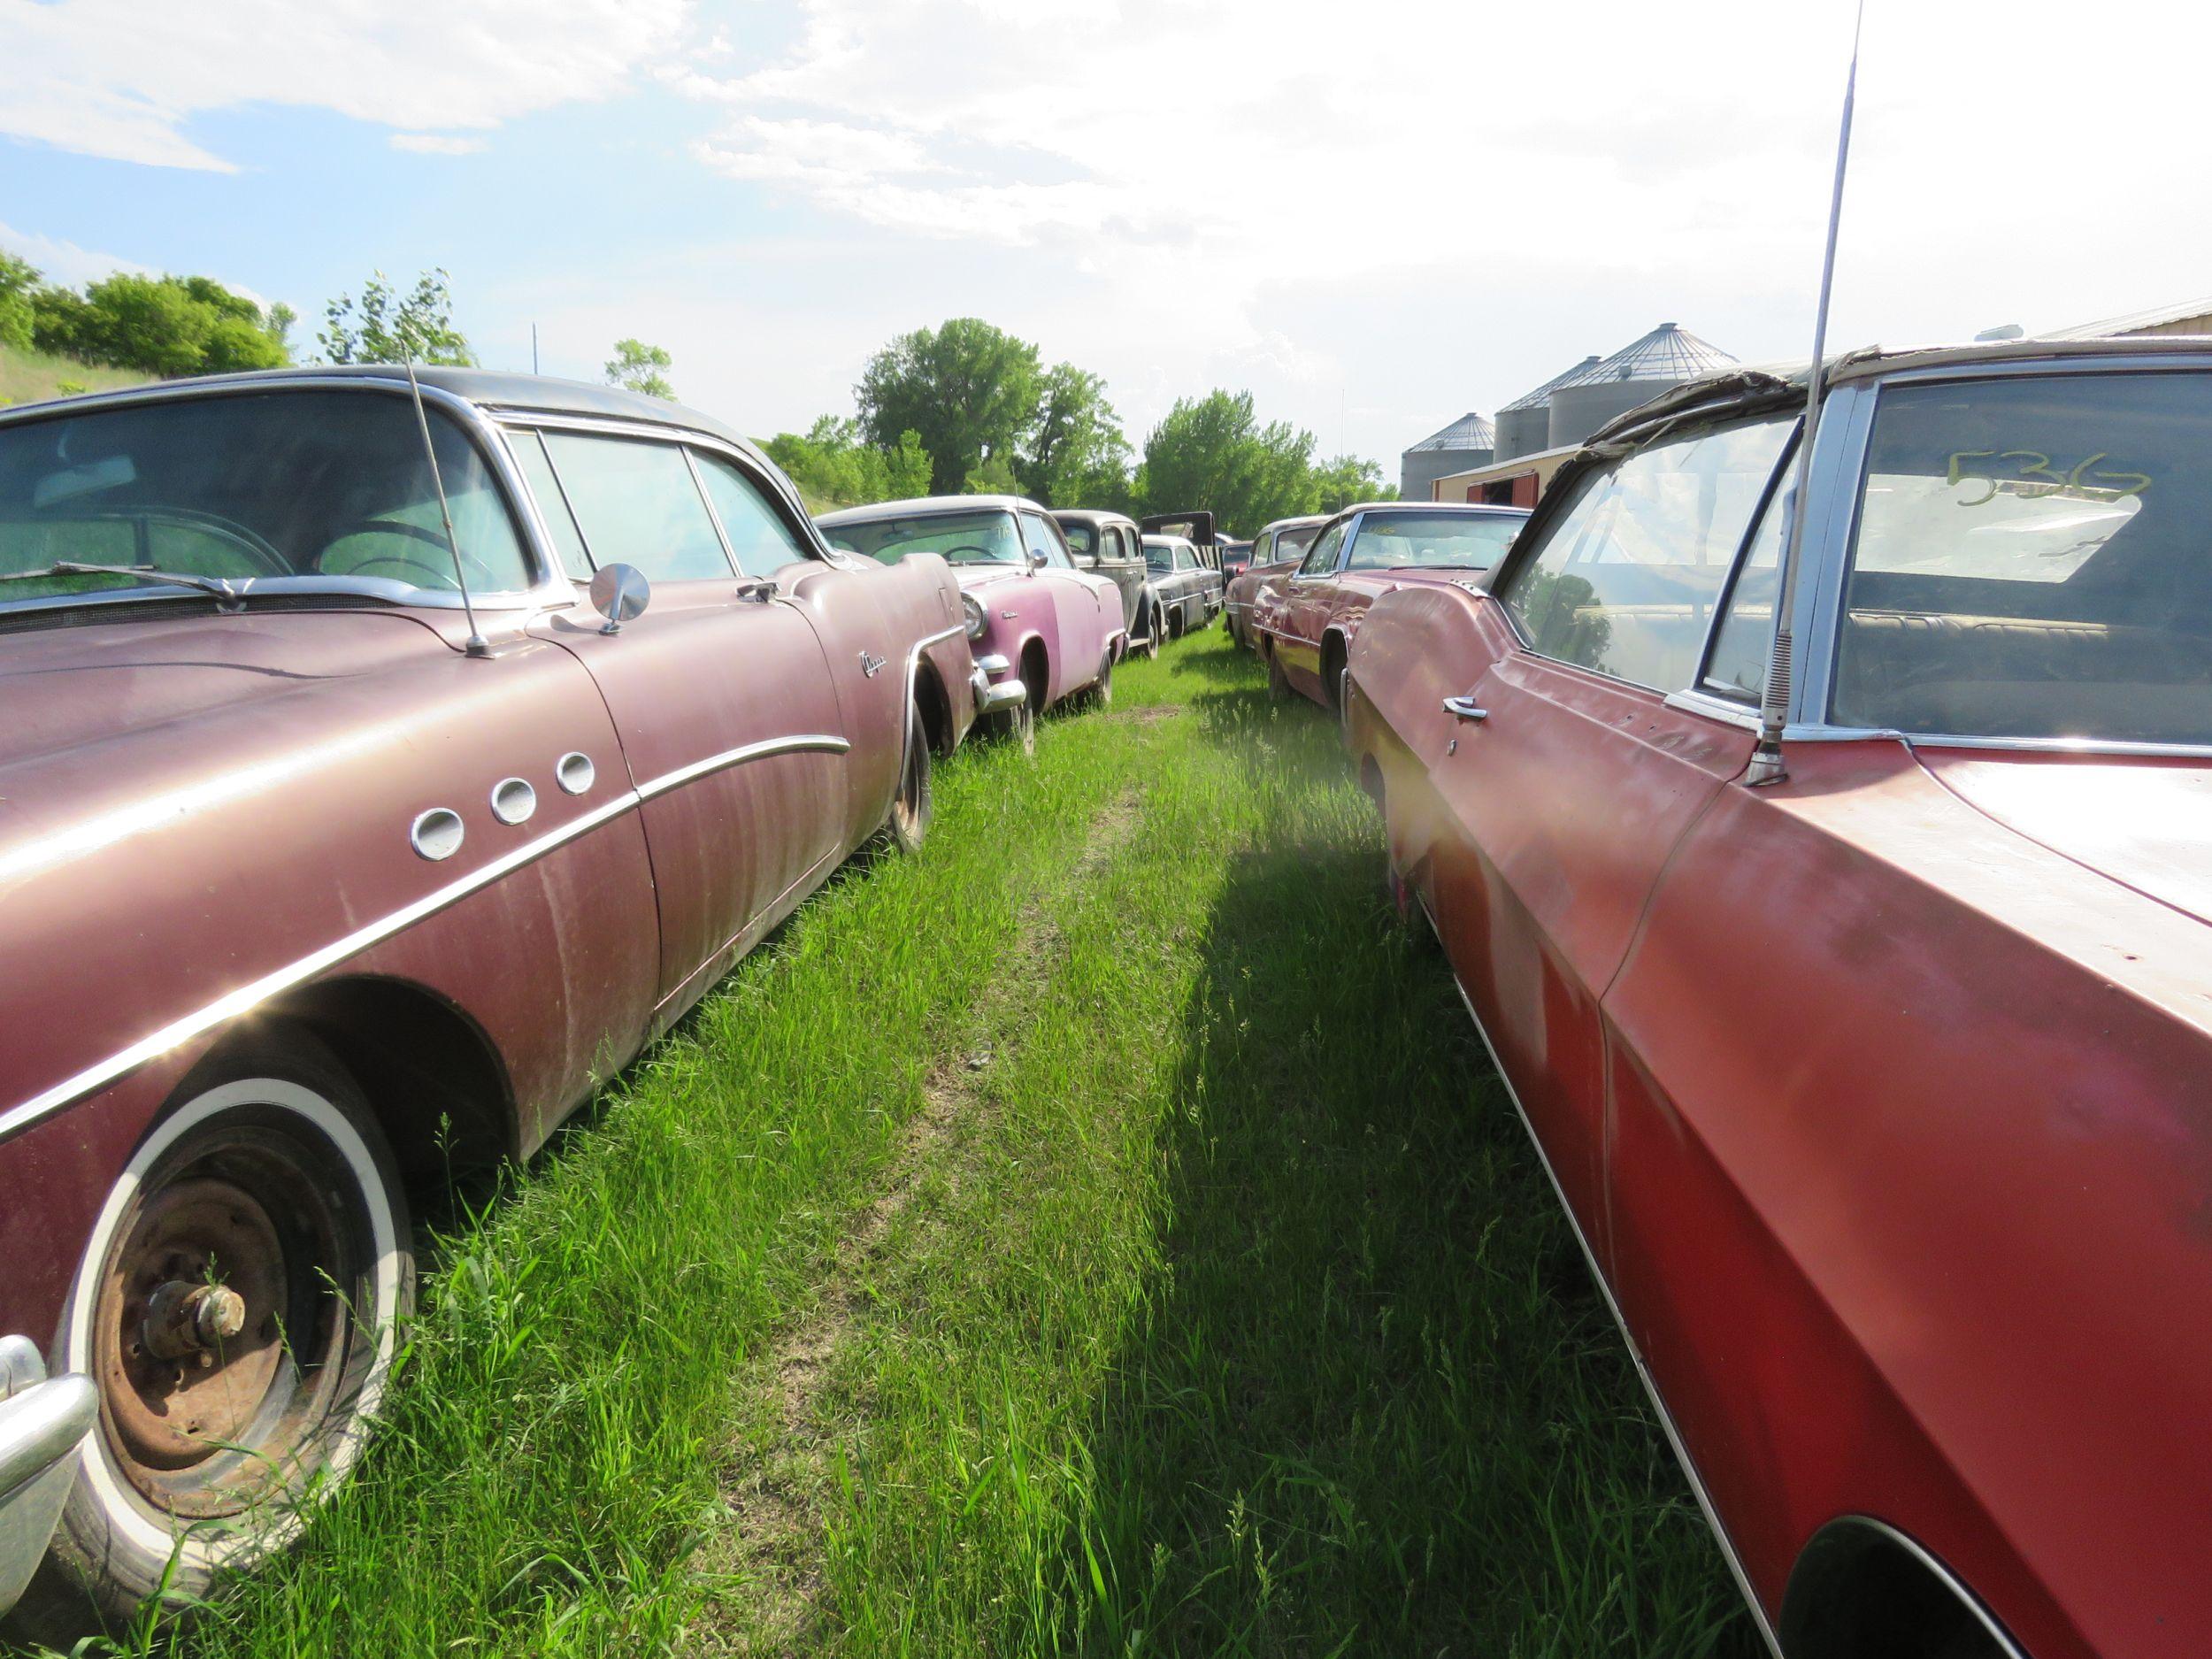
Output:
1442,695,1488,723
735,578,777,603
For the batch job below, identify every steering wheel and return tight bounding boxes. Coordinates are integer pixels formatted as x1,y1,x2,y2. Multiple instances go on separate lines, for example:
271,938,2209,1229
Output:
344,555,457,585
319,519,488,588
938,545,998,562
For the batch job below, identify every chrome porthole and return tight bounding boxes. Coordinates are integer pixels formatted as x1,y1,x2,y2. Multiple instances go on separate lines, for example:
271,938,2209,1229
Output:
555,751,596,795
489,778,537,826
410,808,465,862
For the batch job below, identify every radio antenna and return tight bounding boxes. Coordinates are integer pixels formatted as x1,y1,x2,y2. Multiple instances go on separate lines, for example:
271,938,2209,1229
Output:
1747,0,1865,787
402,337,491,658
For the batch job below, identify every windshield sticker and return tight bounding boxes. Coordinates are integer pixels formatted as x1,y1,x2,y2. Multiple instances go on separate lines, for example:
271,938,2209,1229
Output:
1944,449,2152,508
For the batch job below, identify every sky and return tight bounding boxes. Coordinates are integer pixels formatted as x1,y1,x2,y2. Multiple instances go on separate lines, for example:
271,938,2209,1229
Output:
3,0,2208,474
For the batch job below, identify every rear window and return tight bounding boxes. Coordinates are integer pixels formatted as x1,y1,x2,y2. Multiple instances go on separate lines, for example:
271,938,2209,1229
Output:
1832,372,2212,744
1344,511,1521,572
1061,521,1096,556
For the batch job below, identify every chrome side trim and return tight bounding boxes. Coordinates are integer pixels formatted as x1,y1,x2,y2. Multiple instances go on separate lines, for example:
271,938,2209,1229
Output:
634,732,849,801
0,730,856,1147
1432,929,1784,1659
1784,1516,2028,1659
898,621,967,774
1663,687,1763,732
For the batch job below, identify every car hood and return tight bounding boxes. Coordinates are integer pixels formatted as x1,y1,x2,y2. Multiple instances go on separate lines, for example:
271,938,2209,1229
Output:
1918,752,2212,928
0,609,450,772
952,566,1033,594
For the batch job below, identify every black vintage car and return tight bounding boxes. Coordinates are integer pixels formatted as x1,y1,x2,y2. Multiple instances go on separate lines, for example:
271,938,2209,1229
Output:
1141,533,1224,638
1052,508,1167,658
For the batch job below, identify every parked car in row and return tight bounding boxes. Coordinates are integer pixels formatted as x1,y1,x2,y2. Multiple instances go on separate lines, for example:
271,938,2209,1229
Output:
1251,502,1526,717
0,367,1007,1632
1140,510,1223,577
1052,507,1169,658
1141,533,1225,638
1343,336,2212,1659
1218,536,1255,581
1225,512,1329,649
819,495,1124,751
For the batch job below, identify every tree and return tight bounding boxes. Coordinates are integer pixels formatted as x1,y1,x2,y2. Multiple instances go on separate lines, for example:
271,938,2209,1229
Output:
27,271,286,376
0,250,38,353
264,302,297,357
1018,363,1131,508
856,318,1041,495
762,416,934,512
320,269,472,365
605,338,674,400
1136,389,1319,533
1312,454,1397,514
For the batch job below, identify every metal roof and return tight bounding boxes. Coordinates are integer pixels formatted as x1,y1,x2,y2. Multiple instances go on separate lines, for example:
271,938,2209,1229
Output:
1553,324,1738,390
1403,411,1495,454
2043,296,2212,340
1497,355,1602,412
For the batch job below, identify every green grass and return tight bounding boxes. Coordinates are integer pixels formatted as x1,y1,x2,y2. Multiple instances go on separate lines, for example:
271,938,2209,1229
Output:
0,342,150,408
18,629,1758,1659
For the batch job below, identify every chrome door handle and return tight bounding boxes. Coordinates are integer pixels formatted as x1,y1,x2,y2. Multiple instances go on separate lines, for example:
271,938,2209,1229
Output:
1442,695,1488,722
735,579,777,603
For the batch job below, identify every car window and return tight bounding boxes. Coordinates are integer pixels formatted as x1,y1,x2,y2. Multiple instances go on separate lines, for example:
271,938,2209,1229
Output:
511,429,594,581
1831,372,2212,744
691,449,810,579
540,433,734,583
826,509,1024,565
1173,547,1194,571
1701,465,1791,703
1020,510,1071,569
1144,538,1172,571
1344,512,1522,572
0,391,535,607
1498,415,1793,691
1278,524,1320,565
1298,521,1346,575
1251,530,1274,563
1061,521,1096,557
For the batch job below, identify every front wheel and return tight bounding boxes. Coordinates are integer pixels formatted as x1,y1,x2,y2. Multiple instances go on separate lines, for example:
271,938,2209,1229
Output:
887,701,933,853
985,696,1036,757
30,1036,411,1630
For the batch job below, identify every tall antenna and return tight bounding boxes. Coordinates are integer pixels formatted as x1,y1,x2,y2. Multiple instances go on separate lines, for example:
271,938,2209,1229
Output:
402,340,491,658
1746,0,1866,787
531,322,540,375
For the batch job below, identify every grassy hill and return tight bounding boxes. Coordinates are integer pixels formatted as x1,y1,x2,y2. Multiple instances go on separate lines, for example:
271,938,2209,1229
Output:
0,340,151,409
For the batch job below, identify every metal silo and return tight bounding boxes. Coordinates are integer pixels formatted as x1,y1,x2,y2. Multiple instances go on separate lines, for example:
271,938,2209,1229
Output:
1397,411,1495,500
1546,325,1737,450
1494,356,1598,461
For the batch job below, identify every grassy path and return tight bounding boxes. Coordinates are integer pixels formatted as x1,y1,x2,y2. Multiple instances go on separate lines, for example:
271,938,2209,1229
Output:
38,631,1758,1659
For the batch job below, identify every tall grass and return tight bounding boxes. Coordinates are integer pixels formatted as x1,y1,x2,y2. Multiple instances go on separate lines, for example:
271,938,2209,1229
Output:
19,630,1755,1658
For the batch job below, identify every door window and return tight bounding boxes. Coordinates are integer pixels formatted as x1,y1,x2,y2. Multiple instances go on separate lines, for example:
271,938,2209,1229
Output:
511,429,595,581
540,433,735,583
1174,548,1195,572
1701,460,1793,703
692,449,810,579
1497,416,1793,692
1298,521,1346,575
1020,511,1071,569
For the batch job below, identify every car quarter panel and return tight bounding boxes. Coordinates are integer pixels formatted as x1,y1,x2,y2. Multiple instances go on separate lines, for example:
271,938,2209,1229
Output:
1603,740,2212,1658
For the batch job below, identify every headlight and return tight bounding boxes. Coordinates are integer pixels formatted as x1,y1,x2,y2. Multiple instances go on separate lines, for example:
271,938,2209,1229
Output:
961,592,986,641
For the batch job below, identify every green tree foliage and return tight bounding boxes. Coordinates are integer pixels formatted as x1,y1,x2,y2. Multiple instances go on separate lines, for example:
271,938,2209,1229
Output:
605,338,675,400
763,416,935,511
319,269,473,365
856,318,1041,495
1018,363,1132,509
1137,389,1319,531
0,250,37,353
960,453,1021,495
8,257,289,377
1312,454,1398,514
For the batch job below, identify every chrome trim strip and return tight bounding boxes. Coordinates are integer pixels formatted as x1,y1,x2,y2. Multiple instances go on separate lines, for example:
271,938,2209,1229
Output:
1663,687,1763,732
634,732,849,801
1431,921,1784,1659
0,729,856,1147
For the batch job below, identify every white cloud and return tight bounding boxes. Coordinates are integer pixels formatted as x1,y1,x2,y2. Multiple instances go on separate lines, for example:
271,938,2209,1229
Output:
390,133,489,156
664,0,2212,470
0,0,691,171
0,219,153,288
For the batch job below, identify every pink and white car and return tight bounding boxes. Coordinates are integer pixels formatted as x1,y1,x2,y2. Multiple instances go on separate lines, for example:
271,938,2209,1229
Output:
818,495,1125,749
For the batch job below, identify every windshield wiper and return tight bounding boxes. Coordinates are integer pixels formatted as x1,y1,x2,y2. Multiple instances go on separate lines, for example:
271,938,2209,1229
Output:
0,562,244,607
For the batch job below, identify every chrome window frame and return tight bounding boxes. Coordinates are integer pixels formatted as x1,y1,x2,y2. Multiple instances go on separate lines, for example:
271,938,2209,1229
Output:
1290,517,1351,581
0,375,571,618
1781,354,2212,760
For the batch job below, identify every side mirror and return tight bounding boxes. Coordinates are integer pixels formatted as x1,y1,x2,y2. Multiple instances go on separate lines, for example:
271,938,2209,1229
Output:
588,563,651,634
1025,550,1045,572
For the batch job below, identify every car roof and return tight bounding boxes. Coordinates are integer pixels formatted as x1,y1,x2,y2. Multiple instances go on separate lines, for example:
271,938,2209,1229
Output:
0,364,779,468
1051,507,1138,527
817,494,1042,525
1257,514,1332,535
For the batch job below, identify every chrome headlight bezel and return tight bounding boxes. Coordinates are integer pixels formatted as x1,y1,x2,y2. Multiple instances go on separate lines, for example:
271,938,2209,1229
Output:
961,591,987,641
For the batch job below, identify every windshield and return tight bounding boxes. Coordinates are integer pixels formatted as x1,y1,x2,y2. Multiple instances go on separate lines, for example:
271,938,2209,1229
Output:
825,509,1025,565
1345,512,1523,571
1143,539,1175,570
0,390,533,608
1276,525,1319,563
1833,371,2212,745
1060,522,1097,556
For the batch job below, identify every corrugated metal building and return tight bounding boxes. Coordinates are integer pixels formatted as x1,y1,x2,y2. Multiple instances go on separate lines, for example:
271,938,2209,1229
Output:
2046,296,2212,339
1494,355,1598,461
1398,410,1495,501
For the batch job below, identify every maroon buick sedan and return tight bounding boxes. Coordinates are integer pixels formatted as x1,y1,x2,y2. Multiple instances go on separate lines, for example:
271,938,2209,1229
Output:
0,367,1010,1630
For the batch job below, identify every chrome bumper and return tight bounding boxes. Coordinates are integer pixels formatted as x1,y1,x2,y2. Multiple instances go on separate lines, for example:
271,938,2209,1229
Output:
970,660,1028,716
0,1335,96,1615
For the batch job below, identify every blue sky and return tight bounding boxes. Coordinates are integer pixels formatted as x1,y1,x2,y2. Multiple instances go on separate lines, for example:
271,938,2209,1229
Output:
5,0,2210,472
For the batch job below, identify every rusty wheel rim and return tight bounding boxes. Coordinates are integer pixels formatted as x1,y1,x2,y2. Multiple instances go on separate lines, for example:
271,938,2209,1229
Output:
89,1117,367,1521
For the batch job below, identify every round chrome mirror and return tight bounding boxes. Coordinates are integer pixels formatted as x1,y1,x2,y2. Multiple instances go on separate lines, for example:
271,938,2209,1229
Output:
587,563,651,634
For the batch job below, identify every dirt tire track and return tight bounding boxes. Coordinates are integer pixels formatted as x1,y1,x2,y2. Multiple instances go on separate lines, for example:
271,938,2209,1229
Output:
688,785,1144,1655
